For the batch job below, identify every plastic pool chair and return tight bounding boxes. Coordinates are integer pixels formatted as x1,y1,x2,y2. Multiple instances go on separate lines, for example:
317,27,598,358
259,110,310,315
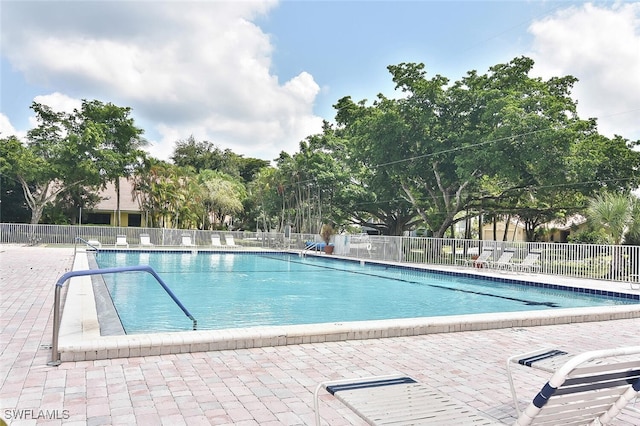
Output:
211,234,222,247
181,234,196,247
486,248,516,269
224,234,237,247
313,375,500,425
139,234,153,247
457,247,494,268
510,250,541,272
114,235,129,248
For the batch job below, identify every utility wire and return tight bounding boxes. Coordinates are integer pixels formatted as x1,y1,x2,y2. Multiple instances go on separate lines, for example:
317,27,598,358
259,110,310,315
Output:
280,176,638,209
377,128,551,167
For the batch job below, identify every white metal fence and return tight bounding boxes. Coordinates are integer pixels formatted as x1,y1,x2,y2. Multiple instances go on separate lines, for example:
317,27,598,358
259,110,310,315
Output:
0,223,284,249
319,234,639,285
2,223,639,284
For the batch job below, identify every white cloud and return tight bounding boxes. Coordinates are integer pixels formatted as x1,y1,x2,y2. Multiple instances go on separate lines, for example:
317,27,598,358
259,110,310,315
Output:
1,0,323,161
1,92,80,140
528,2,640,141
0,113,21,139
28,93,82,128
32,93,82,114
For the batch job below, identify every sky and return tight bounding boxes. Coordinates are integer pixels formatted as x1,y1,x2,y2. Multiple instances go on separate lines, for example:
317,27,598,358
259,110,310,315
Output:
1,0,639,163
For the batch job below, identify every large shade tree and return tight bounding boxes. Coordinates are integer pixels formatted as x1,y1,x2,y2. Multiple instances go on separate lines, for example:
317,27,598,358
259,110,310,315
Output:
78,100,147,227
329,103,421,235
1,103,102,224
0,143,31,222
172,136,239,175
171,135,269,183
388,58,582,238
330,57,639,239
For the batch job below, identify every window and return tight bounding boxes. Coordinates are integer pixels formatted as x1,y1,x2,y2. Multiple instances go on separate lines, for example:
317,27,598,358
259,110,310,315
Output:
86,213,111,225
128,214,141,227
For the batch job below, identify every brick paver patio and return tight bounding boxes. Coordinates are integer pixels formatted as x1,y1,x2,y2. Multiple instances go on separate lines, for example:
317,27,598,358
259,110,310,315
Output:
1,245,638,425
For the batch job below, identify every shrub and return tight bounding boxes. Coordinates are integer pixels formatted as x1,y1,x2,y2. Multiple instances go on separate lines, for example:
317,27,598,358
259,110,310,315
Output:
567,229,611,244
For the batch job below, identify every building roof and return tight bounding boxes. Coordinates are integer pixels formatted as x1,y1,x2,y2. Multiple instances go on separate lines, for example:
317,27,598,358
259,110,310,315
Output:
93,178,141,212
544,214,587,230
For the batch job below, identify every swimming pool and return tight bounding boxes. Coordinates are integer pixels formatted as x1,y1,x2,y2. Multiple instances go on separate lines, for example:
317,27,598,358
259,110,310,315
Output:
95,251,638,334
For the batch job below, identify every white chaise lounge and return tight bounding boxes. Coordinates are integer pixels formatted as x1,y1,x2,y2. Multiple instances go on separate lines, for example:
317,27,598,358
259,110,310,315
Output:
314,346,640,426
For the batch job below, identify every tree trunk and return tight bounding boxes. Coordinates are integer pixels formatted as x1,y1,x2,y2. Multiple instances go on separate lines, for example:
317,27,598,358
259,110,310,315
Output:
391,220,405,237
524,221,537,242
502,214,511,241
280,191,286,232
30,205,44,225
464,209,472,239
19,176,56,225
115,178,122,227
493,216,497,240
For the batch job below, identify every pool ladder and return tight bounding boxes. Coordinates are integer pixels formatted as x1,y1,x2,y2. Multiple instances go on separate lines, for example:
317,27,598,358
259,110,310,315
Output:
48,265,197,366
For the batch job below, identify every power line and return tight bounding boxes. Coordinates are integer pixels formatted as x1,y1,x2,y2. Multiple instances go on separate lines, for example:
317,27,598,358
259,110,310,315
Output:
457,3,568,56
596,107,640,119
276,126,562,189
278,176,638,208
377,128,552,167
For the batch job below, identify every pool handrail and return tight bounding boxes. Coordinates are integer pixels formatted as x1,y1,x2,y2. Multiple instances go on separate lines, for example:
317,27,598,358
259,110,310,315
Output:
48,265,197,366
74,237,100,255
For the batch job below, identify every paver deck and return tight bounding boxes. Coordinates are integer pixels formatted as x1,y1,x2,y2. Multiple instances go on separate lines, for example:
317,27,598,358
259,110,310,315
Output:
1,245,639,425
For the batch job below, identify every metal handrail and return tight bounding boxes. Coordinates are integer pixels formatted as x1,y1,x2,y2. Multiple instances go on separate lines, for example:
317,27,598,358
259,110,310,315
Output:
48,265,197,366
74,237,100,255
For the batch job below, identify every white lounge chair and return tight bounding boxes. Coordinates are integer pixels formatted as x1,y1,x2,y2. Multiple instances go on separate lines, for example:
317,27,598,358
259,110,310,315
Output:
114,235,129,248
139,234,154,247
509,346,640,425
180,234,196,247
486,248,515,269
315,346,640,426
224,234,237,247
628,274,639,290
457,247,494,268
510,250,541,272
211,234,222,247
314,375,500,425
506,348,574,416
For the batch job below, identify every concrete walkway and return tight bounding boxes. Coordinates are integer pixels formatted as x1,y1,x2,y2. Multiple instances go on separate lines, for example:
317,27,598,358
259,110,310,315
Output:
1,245,639,425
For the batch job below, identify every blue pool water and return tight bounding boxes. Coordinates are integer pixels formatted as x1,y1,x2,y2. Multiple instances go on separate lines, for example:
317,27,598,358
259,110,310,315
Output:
95,251,638,334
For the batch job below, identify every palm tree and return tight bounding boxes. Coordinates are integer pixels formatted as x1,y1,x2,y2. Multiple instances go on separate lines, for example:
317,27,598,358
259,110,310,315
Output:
586,192,639,245
586,192,640,279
